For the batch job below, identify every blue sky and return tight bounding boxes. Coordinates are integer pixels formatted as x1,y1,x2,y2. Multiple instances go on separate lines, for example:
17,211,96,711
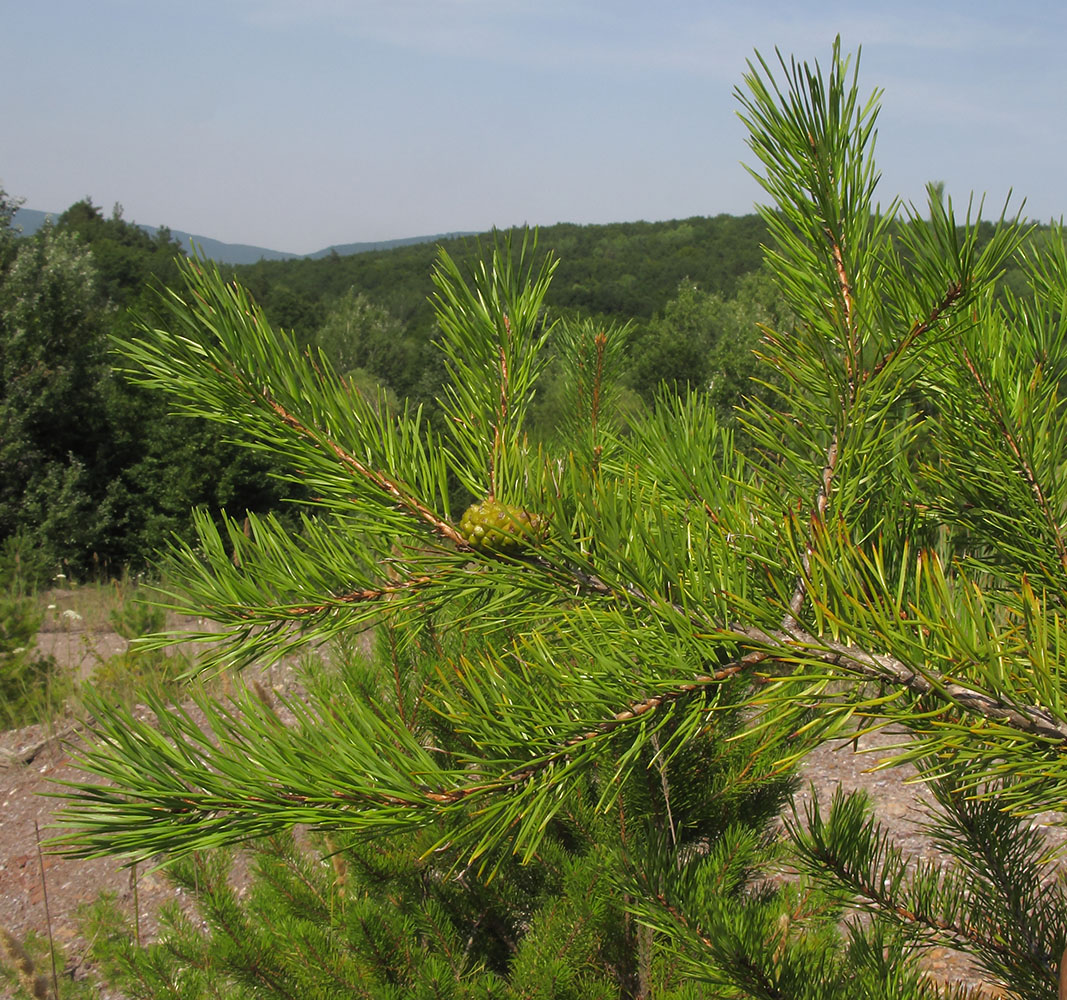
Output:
5,1,1065,254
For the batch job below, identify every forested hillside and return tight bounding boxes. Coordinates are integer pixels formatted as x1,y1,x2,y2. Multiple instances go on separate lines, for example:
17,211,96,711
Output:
0,191,1035,576
237,214,769,335
236,214,780,420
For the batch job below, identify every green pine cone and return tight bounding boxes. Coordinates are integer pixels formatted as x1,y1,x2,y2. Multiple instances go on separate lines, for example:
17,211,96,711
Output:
459,500,544,553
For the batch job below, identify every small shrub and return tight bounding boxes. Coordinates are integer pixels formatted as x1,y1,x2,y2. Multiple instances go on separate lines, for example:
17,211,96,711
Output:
0,531,53,596
0,593,65,729
107,598,165,641
89,646,190,707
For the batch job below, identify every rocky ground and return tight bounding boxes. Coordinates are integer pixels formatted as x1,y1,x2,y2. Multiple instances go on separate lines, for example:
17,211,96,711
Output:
0,615,1053,998
1,607,293,998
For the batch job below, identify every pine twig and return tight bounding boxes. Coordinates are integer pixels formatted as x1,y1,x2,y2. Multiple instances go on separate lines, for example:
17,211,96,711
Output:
957,344,1067,574
263,395,467,548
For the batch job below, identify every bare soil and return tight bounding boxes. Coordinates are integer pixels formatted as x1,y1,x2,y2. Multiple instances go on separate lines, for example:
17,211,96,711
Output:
0,621,1055,997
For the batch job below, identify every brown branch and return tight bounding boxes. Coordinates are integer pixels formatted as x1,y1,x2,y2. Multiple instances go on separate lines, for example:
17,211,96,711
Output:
262,396,469,549
278,575,437,616
788,221,856,629
804,828,1039,970
554,547,1067,745
591,331,607,433
788,434,839,620
734,623,1067,744
821,855,979,947
867,280,964,385
590,330,608,479
323,651,771,812
490,315,511,501
830,233,858,386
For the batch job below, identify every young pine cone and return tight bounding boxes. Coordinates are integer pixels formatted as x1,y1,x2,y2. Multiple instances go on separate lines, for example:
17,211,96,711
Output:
459,500,544,554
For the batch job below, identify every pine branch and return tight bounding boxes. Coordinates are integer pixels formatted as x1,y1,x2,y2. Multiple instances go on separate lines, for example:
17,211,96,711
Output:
650,891,786,999
866,279,964,385
276,575,439,617
955,344,1067,574
262,395,467,548
736,622,1067,743
550,532,1067,747
788,433,839,621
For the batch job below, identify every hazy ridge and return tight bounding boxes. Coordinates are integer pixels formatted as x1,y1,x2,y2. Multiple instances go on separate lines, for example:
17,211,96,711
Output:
12,207,475,265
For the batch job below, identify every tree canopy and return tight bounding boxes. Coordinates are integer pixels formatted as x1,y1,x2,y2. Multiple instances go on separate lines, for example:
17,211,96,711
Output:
0,193,290,575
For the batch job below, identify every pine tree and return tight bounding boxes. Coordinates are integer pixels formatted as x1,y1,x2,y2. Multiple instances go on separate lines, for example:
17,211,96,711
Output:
75,622,790,1000
53,39,1067,997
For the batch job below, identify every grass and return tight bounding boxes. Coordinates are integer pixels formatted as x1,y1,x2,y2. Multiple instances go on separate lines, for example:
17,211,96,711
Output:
38,568,158,633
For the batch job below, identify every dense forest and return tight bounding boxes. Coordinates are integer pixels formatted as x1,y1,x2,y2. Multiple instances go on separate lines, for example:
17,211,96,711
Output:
0,193,285,581
235,214,770,335
0,184,1045,577
0,193,789,576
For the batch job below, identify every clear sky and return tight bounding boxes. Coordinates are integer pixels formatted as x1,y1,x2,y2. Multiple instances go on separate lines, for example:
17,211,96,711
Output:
5,1,1065,255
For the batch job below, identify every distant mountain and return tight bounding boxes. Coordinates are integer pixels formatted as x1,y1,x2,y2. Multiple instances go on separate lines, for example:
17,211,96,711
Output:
306,233,477,260
11,207,475,265
167,232,298,264
10,208,59,236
